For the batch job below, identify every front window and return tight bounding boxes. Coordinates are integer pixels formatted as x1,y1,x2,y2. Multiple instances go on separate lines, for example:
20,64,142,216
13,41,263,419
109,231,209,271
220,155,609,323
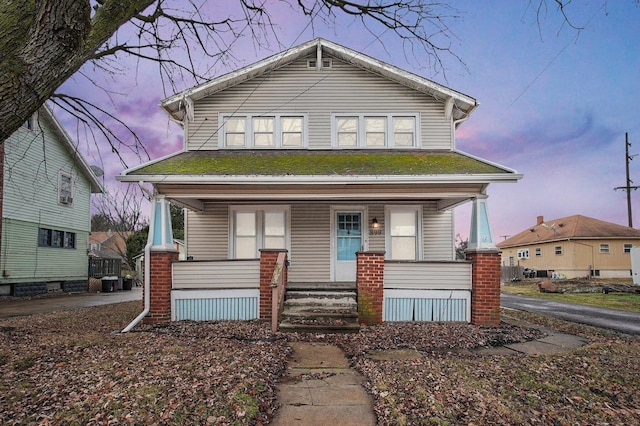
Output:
230,207,289,258
386,206,421,260
333,113,419,148
221,114,306,148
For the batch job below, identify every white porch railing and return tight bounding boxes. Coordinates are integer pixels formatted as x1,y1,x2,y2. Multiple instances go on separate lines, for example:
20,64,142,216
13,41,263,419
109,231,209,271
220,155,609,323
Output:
383,261,472,322
384,260,472,290
172,259,260,289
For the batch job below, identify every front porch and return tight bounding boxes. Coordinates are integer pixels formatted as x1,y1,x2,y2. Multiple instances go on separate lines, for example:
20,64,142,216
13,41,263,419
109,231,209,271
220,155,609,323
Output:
146,247,500,330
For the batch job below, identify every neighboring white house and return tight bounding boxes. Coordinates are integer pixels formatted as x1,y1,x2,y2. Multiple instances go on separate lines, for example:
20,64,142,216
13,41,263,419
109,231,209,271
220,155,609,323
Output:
119,38,521,326
1,105,103,296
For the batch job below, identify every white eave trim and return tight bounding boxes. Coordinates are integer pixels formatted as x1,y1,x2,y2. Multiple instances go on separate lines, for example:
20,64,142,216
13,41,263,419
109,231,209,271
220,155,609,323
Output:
117,173,522,185
160,38,477,122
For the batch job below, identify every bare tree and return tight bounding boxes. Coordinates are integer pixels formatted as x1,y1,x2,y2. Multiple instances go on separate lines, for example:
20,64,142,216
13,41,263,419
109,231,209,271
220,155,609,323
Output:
92,185,149,263
0,0,470,147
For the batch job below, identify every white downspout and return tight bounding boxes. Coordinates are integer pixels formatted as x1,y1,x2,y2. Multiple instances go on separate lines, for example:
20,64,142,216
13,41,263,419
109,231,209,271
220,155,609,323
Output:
121,182,155,333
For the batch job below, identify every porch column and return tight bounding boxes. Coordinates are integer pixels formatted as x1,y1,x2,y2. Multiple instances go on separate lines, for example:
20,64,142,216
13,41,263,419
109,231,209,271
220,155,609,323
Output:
356,251,385,325
259,249,288,320
466,196,501,326
145,195,178,325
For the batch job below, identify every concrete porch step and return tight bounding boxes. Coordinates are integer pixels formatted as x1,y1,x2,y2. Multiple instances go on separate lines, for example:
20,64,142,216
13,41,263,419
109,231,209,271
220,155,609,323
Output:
279,287,360,333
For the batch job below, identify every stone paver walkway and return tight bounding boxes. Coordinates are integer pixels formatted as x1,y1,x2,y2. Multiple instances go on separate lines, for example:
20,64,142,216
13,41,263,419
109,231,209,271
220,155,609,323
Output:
271,342,376,426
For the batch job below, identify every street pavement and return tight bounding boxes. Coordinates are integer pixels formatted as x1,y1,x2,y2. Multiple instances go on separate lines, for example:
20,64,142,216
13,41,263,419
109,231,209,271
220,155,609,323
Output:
0,287,142,319
501,293,640,335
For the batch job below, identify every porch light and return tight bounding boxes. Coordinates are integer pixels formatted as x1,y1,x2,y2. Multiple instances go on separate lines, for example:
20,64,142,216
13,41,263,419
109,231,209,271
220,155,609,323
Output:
371,217,380,229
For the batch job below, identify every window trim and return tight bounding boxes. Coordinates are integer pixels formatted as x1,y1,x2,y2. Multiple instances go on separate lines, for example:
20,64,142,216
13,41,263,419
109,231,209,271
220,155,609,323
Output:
219,113,308,149
228,205,291,259
58,171,74,206
38,228,76,249
331,113,420,149
384,205,423,261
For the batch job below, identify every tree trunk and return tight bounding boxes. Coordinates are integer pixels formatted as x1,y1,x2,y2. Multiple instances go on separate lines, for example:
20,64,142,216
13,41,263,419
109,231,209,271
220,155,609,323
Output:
0,0,154,142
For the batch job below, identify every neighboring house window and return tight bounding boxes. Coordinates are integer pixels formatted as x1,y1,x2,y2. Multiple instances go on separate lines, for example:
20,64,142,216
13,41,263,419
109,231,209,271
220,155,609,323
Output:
517,249,529,259
555,246,563,255
230,206,289,258
333,114,419,148
600,244,610,254
535,248,542,256
386,206,421,260
508,257,514,266
58,171,73,205
220,114,306,148
38,228,76,249
624,244,632,253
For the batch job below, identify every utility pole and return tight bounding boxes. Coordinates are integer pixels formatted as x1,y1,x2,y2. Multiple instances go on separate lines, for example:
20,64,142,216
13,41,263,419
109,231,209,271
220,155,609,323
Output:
614,133,639,227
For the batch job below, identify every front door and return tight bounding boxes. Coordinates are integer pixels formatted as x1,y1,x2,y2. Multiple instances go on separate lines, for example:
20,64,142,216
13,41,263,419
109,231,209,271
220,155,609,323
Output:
334,211,363,281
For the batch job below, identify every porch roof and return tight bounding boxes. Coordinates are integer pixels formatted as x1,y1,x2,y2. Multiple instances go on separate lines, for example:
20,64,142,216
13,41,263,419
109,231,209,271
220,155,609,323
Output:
120,149,519,181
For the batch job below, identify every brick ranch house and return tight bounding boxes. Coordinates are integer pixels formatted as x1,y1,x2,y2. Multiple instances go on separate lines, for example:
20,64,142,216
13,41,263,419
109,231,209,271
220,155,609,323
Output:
118,39,521,330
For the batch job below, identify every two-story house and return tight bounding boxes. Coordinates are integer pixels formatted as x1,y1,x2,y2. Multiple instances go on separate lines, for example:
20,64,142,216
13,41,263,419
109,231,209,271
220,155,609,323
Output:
1,105,103,296
118,39,521,328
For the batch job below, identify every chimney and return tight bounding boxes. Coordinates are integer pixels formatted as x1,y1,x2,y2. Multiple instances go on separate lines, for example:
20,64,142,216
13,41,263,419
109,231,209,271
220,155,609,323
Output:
536,216,544,225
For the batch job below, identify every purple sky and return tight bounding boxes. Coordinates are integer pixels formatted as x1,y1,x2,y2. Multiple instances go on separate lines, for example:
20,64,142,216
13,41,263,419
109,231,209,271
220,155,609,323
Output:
57,0,640,242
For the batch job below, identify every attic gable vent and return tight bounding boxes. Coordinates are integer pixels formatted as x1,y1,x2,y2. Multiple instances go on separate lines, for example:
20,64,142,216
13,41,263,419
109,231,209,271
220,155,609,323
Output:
307,59,332,69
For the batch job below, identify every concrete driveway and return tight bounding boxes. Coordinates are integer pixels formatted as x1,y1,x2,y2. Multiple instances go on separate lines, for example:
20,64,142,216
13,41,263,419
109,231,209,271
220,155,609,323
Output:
0,287,142,319
501,293,640,336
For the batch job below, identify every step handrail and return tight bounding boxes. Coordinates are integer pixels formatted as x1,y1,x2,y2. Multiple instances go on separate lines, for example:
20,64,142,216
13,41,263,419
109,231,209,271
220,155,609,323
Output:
270,252,288,333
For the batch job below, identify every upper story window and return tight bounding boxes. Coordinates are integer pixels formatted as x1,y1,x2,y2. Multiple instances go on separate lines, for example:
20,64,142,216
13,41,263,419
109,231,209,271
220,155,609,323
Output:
23,115,35,131
600,244,610,254
624,244,633,253
58,171,73,205
333,113,419,148
220,114,307,148
535,248,542,256
517,249,529,259
555,246,563,255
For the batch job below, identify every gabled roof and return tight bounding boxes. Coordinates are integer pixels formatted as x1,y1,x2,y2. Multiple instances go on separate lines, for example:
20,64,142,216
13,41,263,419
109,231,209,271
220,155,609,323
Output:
497,214,640,248
160,38,477,123
40,105,104,194
119,149,520,183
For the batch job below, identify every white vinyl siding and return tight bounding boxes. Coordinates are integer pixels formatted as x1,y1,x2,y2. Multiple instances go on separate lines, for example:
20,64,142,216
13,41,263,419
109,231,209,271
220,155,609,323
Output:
184,204,228,260
289,204,331,282
189,56,450,150
172,260,260,289
422,204,454,260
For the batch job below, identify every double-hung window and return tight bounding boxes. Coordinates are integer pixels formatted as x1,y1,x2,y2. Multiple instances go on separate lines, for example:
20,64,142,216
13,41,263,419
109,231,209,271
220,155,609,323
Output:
230,206,289,259
386,206,421,260
333,113,419,148
221,114,306,148
59,171,73,205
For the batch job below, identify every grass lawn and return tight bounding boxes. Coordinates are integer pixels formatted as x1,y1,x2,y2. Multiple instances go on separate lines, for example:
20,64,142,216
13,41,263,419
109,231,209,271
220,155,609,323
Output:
502,280,640,313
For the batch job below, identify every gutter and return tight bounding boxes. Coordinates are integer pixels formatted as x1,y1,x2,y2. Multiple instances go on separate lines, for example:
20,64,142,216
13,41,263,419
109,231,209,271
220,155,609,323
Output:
121,182,155,333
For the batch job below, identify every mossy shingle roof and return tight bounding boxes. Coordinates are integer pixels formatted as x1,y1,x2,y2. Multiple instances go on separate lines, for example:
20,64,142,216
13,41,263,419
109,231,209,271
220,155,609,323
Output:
129,150,512,176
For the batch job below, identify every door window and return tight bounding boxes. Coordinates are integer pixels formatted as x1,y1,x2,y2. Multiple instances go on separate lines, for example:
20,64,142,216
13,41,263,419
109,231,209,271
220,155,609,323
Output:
337,213,361,261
